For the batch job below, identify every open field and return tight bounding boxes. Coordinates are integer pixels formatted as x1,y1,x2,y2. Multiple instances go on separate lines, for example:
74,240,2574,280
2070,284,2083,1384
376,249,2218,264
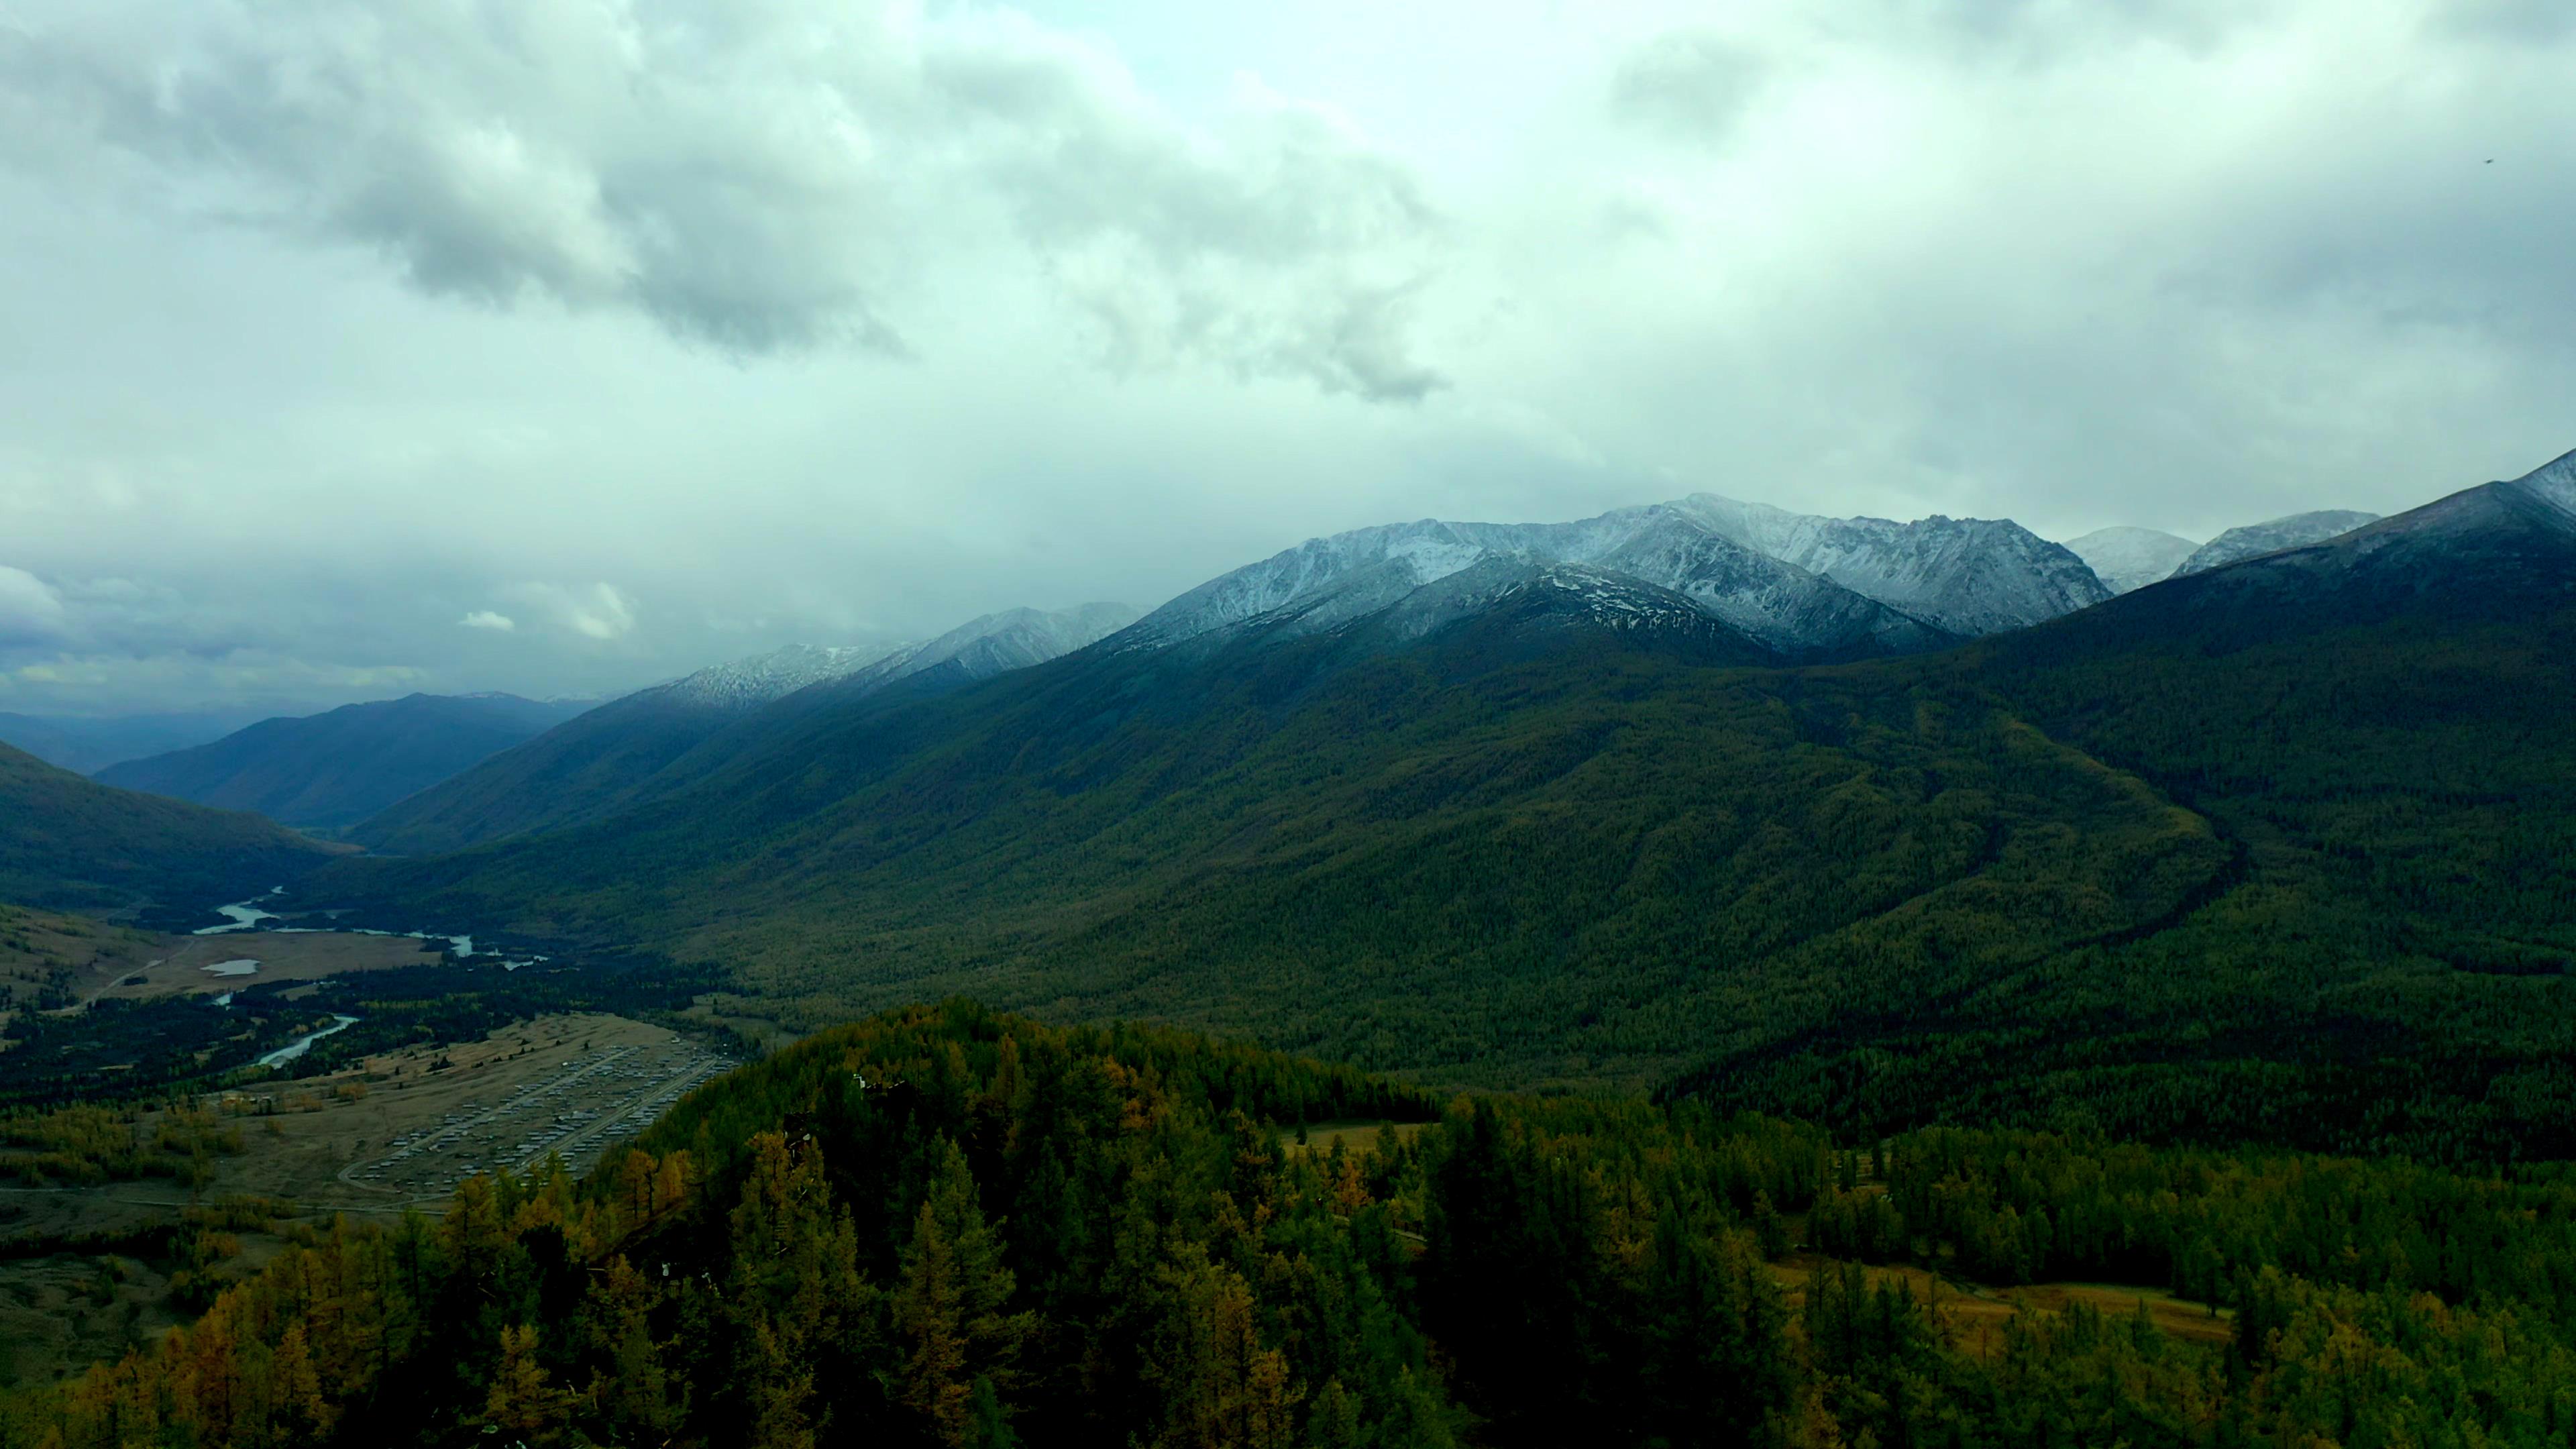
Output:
210,1011,736,1211
0,1010,737,1386
1279,1119,1432,1156
1768,1257,2235,1350
0,906,156,1025
77,929,445,1009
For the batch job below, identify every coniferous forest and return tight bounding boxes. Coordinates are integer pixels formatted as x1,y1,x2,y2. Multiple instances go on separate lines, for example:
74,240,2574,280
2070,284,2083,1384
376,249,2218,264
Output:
13,1003,2574,1448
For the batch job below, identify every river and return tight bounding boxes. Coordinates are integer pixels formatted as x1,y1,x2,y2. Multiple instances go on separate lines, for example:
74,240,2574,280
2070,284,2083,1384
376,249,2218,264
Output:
258,1014,360,1069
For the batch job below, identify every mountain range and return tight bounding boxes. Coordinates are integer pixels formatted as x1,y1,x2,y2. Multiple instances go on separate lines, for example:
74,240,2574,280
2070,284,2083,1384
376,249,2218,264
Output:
93,692,591,831
301,449,2576,1158
350,603,1138,855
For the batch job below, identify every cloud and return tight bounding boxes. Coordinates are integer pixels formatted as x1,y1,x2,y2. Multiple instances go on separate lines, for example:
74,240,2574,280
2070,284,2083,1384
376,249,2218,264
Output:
503,582,637,642
459,610,516,632
1611,31,1770,142
0,566,66,645
0,0,2571,718
0,0,1444,396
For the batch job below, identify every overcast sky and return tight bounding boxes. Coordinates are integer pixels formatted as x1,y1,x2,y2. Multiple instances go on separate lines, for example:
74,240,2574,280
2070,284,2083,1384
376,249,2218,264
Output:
1,0,2569,714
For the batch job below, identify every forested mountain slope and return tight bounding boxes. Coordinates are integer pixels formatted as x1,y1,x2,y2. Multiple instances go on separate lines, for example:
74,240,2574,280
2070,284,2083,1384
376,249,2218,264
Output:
312,566,2224,1089
95,692,586,830
0,743,341,912
353,605,1136,856
315,450,2576,1157
18,1004,2576,1448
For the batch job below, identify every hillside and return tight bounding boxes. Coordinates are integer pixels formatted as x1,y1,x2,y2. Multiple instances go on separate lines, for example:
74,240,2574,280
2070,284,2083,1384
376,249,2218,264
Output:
353,605,1138,856
0,743,341,913
17,1004,2576,1448
2168,508,2380,577
307,451,2576,1160
93,693,588,830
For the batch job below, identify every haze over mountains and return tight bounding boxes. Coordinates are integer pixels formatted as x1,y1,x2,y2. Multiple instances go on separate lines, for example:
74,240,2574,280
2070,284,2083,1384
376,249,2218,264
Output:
2,481,2412,873
352,602,1138,855
2061,526,2199,594
0,711,272,776
94,693,588,831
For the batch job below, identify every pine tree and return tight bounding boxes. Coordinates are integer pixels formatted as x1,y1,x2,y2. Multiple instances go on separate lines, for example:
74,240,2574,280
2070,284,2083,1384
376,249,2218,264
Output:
896,1140,1034,1447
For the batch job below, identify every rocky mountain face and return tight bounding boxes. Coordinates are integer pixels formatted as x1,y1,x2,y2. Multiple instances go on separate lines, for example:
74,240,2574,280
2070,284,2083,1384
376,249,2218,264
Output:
1668,496,2114,635
1116,504,1959,663
2169,510,2381,578
2063,527,2200,594
1118,492,2109,665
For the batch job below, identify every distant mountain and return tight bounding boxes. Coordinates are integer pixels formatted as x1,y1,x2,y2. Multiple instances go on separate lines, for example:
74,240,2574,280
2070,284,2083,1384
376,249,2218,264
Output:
0,710,270,775
1117,504,1956,661
349,604,1138,855
2051,457,2571,639
0,742,339,912
93,693,591,830
1665,496,2114,635
2062,526,2199,594
2168,509,2380,578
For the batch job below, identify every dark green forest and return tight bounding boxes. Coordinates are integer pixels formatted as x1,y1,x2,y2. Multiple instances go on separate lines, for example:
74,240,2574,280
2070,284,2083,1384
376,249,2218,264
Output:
13,1004,2575,1448
0,745,336,914
320,587,2576,1163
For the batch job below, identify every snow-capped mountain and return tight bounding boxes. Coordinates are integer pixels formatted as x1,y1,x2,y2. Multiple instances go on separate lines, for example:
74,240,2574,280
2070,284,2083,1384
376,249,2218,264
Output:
659,643,914,711
2169,511,2380,579
1118,490,2109,661
654,604,1139,712
2063,527,2200,595
1116,504,1954,663
1668,496,2113,635
904,603,1142,678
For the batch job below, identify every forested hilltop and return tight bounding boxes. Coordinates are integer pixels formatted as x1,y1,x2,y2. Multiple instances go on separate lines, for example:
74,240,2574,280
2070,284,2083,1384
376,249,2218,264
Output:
11,1004,2574,1448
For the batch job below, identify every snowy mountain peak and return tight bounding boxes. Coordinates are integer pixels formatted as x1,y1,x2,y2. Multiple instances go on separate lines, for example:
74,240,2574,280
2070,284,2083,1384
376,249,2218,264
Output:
652,604,1140,714
2063,527,2200,596
1120,498,1966,663
2169,511,2381,579
2508,447,2576,517
657,643,913,711
1670,494,2112,636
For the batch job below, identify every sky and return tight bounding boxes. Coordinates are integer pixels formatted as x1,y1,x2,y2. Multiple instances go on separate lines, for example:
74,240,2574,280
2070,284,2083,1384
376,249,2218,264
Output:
0,0,2569,715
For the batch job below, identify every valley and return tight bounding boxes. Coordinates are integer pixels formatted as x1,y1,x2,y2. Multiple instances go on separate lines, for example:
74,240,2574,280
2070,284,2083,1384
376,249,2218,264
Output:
0,1010,733,1390
3,452,2573,1444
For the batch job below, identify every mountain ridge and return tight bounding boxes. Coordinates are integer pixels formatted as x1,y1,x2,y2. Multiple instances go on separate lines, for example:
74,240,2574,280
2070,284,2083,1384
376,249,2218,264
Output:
0,741,342,912
94,692,588,830
350,602,1138,855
